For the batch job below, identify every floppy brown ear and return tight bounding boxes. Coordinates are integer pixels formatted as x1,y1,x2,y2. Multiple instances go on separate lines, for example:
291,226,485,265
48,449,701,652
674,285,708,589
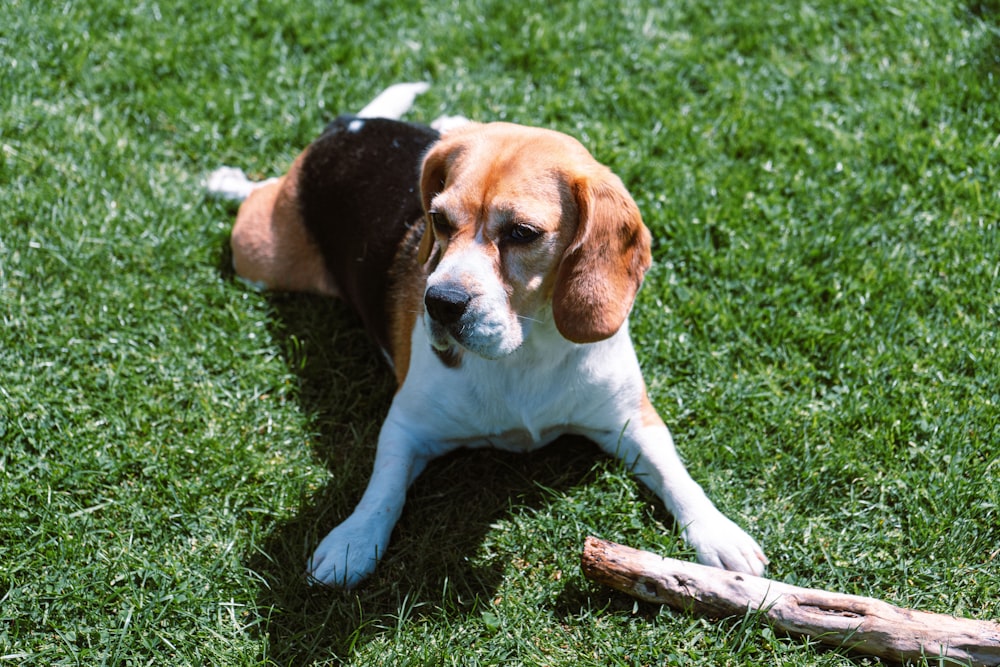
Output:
416,211,437,265
417,131,472,264
552,172,652,344
417,144,447,264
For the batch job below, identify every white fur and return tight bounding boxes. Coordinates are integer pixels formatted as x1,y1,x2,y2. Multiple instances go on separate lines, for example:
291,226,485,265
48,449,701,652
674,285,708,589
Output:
205,167,277,202
308,306,767,588
430,114,471,134
356,81,430,119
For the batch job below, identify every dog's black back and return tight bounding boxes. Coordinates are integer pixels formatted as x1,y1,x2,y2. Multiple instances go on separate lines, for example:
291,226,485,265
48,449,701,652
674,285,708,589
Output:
297,116,439,352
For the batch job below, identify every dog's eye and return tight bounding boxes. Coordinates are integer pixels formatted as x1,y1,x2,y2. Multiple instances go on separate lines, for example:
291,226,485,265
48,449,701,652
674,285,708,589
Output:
429,211,452,235
507,223,542,244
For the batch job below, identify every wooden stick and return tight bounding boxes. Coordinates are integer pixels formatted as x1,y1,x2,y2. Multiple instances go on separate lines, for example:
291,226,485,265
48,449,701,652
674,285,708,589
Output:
581,536,1000,666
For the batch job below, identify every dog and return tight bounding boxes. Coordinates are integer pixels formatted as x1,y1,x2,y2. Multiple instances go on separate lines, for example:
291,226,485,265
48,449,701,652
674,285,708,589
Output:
208,84,767,588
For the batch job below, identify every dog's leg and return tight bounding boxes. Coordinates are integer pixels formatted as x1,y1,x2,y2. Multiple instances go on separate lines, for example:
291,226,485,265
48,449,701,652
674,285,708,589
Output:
597,404,768,576
307,420,430,588
206,167,279,203
219,157,338,296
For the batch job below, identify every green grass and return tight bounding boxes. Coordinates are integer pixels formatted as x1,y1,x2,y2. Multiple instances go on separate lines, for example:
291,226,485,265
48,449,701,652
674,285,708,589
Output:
2,0,998,664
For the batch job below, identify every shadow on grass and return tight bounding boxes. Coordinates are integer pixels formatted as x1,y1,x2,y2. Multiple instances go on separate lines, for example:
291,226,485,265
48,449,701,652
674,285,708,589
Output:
240,288,604,663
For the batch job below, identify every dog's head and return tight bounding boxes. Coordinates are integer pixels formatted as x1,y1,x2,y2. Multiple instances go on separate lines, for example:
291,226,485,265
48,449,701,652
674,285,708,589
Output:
418,122,652,360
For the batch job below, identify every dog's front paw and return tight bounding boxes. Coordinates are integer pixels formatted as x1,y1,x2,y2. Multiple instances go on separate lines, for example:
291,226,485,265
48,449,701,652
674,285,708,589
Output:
685,513,768,576
307,519,386,589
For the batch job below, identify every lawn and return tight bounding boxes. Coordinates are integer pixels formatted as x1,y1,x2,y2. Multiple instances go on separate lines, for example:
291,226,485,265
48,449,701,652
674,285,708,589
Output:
1,0,998,664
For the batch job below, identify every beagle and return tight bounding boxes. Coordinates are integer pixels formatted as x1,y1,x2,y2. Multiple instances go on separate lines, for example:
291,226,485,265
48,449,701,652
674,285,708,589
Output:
209,85,767,588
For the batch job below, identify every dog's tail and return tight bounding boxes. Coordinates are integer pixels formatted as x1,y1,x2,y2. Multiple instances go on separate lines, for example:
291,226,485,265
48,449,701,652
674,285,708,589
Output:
356,81,430,119
359,82,468,133
206,82,431,202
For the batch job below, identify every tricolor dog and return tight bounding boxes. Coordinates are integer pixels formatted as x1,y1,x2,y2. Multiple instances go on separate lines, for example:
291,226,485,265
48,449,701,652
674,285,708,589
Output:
208,84,767,588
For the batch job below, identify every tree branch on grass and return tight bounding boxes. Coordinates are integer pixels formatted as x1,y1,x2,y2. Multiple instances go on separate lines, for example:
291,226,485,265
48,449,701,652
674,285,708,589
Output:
581,536,1000,666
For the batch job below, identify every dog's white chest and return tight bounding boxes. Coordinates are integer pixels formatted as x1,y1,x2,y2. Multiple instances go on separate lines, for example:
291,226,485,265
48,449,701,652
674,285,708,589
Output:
460,425,567,452
391,321,643,455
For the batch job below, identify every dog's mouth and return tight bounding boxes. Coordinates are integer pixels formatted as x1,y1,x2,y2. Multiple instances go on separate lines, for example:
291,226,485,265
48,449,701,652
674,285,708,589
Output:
423,284,470,352
422,282,527,360
423,307,523,362
424,320,465,367
425,315,505,361
426,318,458,352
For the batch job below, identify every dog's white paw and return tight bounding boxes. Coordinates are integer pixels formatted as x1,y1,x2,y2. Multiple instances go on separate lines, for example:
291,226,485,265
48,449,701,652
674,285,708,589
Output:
684,513,768,576
306,517,387,589
205,167,253,201
205,167,278,202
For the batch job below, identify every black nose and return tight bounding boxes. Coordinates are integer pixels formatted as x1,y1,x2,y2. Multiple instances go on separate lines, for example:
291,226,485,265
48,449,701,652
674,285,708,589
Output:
424,285,471,325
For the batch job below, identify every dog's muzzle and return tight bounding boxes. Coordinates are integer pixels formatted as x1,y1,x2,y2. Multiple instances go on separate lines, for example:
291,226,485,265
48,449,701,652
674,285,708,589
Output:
422,279,523,359
424,284,471,327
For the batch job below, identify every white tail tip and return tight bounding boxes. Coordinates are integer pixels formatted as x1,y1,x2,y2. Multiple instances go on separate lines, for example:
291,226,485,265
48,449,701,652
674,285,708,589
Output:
356,82,431,120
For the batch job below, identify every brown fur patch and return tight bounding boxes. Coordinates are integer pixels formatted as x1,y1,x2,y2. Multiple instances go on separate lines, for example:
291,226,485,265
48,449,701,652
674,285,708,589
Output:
385,222,429,386
230,155,337,297
552,173,652,344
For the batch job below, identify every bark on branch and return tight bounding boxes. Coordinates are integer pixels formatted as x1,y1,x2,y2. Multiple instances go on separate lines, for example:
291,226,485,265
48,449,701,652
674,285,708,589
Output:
581,536,1000,666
